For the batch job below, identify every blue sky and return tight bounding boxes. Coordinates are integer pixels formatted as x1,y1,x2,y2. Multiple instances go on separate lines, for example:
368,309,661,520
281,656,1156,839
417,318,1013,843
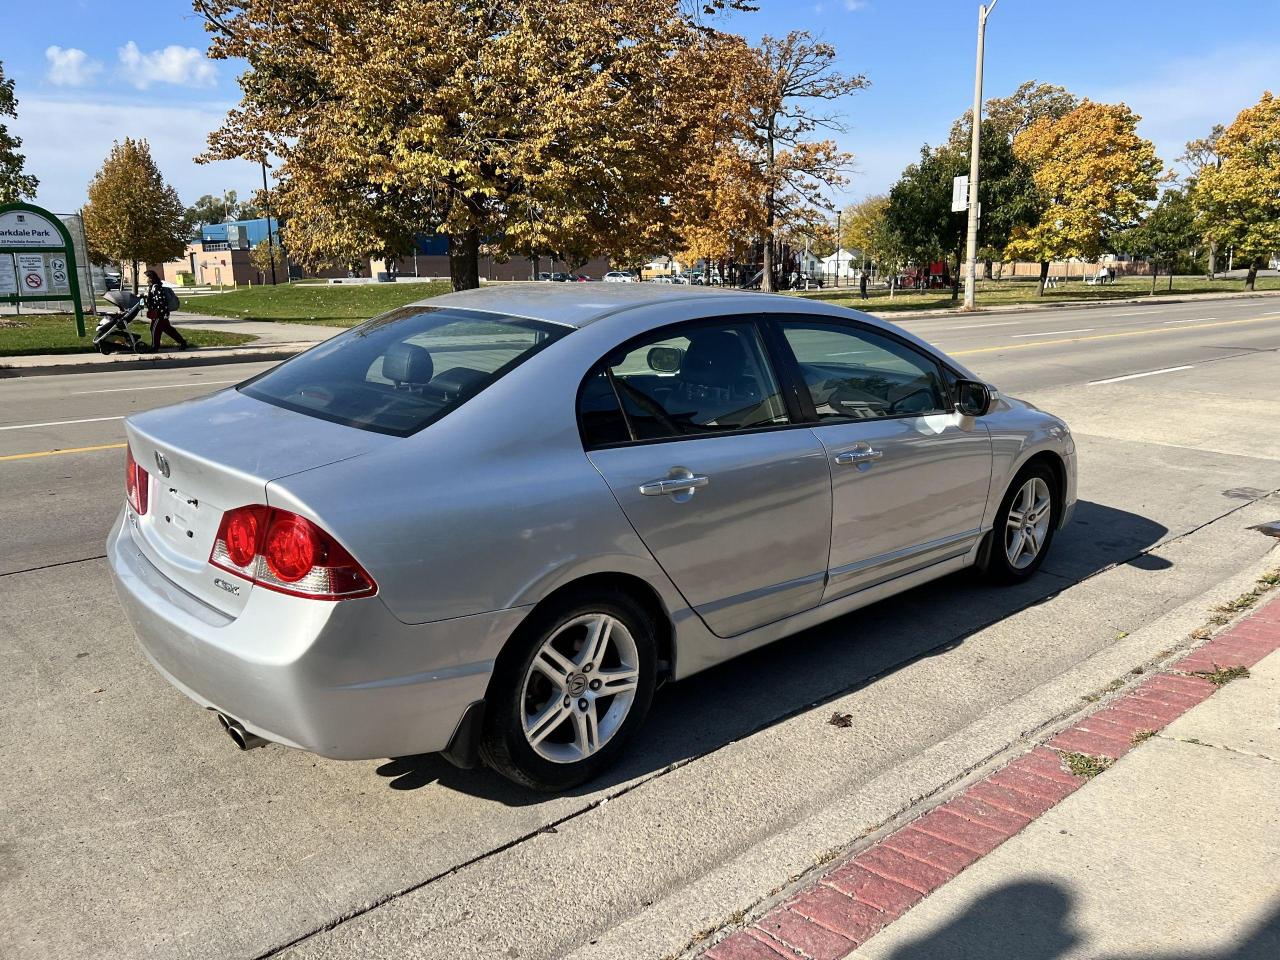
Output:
5,0,1279,214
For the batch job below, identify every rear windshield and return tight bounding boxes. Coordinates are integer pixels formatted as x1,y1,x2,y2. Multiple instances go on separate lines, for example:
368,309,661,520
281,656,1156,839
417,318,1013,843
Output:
240,306,569,436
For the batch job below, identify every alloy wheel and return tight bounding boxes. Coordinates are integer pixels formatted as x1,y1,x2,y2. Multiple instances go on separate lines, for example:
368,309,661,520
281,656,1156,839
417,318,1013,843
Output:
1005,476,1052,570
520,613,640,764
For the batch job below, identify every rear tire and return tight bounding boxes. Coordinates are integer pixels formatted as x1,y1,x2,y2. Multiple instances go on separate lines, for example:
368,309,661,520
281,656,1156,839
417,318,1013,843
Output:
979,462,1059,583
479,591,657,792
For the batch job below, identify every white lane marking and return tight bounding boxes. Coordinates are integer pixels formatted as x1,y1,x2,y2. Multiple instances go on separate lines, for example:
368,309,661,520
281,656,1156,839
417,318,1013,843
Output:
1163,317,1216,324
1011,328,1094,338
1089,365,1195,385
0,415,125,432
70,379,239,395
934,321,1021,330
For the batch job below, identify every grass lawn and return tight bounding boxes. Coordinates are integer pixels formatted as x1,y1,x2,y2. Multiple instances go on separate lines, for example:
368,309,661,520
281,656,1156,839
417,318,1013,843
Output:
0,313,255,358
180,280,453,326
797,275,1280,313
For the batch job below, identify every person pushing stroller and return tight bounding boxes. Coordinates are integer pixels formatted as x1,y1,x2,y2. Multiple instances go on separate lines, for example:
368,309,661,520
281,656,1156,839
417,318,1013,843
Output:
143,269,190,351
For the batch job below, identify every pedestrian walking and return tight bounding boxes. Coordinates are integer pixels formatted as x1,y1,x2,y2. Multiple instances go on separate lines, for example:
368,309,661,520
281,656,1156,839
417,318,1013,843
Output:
144,269,189,351
859,269,868,299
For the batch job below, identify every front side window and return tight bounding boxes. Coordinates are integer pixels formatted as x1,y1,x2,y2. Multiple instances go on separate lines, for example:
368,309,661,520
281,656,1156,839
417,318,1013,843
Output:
241,307,568,436
780,320,948,421
580,320,790,445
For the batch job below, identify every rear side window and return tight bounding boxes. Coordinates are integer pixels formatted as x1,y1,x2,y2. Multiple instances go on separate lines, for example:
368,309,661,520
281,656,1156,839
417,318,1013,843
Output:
240,307,568,436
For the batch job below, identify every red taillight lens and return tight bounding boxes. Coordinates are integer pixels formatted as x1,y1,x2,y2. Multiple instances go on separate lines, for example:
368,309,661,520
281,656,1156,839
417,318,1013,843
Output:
263,514,317,582
224,508,263,568
125,447,149,515
209,505,376,601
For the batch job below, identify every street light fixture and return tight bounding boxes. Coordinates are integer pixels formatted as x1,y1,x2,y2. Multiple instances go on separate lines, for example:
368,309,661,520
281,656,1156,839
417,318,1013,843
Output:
963,0,998,311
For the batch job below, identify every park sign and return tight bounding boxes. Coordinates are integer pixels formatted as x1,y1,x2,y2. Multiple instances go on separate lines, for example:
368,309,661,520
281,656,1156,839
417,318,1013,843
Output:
0,202,87,337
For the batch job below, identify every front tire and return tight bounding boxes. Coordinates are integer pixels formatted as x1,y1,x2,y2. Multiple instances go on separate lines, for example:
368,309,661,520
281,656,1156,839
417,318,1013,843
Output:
479,592,657,791
979,463,1058,583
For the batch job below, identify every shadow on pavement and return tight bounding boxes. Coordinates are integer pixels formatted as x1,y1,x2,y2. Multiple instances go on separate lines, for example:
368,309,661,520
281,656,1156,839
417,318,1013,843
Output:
878,879,1279,960
384,500,1168,800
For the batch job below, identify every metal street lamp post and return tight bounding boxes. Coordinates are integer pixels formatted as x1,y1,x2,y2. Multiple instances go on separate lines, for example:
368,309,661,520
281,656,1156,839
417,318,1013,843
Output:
963,0,998,311
261,159,278,286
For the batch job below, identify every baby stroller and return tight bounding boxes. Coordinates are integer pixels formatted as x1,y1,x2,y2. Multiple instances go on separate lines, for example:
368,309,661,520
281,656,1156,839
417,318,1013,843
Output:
93,290,150,354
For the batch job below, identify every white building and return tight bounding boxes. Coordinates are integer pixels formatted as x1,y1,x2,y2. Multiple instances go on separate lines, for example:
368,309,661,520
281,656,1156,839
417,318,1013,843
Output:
820,247,863,281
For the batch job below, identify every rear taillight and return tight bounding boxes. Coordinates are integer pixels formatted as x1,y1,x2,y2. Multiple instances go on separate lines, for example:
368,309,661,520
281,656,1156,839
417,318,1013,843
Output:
125,447,149,515
210,505,376,601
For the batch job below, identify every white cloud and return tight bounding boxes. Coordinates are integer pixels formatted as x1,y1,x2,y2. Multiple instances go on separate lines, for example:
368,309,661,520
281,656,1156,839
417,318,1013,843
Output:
843,0,869,10
45,46,103,87
117,41,217,90
9,97,258,212
1089,43,1280,173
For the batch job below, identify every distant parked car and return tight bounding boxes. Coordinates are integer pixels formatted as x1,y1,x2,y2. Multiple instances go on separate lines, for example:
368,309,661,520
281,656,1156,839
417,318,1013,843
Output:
538,272,552,281
572,275,593,282
549,272,571,282
603,271,636,283
104,273,122,291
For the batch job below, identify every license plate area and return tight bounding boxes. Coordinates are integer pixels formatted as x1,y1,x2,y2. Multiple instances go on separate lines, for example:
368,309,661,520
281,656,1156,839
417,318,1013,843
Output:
156,483,202,547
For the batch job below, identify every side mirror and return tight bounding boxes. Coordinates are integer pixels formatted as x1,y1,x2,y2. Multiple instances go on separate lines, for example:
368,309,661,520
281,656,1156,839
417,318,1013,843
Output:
954,379,993,417
647,346,684,373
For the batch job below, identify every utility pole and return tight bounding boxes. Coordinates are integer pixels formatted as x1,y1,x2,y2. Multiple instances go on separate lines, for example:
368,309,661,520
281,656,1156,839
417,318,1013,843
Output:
963,0,998,311
835,209,842,288
260,159,278,285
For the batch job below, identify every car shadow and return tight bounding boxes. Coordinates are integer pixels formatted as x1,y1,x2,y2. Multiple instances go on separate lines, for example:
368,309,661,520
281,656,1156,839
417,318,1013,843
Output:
380,500,1168,801
872,878,1279,960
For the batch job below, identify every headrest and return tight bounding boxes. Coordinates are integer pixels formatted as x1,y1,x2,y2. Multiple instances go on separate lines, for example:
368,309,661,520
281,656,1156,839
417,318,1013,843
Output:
382,342,433,385
680,330,746,389
430,366,488,397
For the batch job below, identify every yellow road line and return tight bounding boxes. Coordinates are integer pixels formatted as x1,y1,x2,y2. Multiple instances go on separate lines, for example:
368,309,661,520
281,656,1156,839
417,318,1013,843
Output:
0,442,126,463
953,315,1279,357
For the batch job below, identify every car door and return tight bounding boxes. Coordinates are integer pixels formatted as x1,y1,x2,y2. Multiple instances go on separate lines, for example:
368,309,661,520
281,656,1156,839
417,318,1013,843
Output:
581,317,832,638
772,317,993,602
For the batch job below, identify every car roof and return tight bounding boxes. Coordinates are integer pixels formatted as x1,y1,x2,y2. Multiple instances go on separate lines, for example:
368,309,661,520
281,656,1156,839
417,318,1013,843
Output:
414,283,777,328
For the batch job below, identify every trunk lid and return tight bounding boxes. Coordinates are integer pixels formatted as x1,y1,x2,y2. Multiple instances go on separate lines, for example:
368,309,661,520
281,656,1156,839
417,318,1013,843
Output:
124,388,394,615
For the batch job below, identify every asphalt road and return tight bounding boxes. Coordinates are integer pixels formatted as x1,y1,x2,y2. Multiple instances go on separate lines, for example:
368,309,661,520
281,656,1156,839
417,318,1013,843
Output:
1,294,1279,960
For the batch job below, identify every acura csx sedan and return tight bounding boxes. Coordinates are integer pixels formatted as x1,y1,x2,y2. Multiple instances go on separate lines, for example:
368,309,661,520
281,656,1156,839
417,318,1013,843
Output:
108,286,1076,790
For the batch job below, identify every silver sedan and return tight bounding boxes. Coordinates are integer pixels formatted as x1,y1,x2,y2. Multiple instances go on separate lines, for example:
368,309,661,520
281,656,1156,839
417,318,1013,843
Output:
108,286,1076,790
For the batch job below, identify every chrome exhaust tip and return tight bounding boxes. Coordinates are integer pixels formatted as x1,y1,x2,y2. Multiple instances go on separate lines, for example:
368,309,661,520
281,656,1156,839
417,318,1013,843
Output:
216,712,267,750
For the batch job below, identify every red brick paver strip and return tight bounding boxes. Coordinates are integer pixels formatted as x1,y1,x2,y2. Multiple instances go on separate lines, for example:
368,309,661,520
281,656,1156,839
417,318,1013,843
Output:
702,596,1280,960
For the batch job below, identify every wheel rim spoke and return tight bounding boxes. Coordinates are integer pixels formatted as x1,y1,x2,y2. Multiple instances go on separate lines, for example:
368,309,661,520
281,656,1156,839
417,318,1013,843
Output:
534,646,576,687
578,615,613,669
596,666,639,696
572,703,600,756
525,700,572,747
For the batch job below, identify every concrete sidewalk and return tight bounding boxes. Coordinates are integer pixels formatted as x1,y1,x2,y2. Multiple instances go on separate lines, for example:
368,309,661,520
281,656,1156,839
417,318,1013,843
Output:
707,592,1280,960
0,311,338,377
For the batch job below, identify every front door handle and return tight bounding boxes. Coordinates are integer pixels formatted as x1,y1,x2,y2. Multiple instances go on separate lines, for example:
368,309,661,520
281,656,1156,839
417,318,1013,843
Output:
834,446,883,466
639,474,710,496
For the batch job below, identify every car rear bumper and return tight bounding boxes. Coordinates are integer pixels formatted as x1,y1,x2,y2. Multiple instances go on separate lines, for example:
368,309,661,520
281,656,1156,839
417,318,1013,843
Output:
107,510,529,760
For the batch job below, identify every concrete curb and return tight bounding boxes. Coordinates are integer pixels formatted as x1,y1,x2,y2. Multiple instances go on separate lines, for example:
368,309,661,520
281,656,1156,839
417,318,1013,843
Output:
702,592,1280,960
0,343,312,379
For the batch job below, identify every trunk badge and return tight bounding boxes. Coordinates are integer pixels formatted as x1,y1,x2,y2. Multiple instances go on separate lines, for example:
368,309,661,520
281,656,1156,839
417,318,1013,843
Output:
154,452,171,478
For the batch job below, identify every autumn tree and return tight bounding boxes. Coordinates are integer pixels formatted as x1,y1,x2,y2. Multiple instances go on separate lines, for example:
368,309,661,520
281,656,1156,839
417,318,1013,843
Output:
947,82,1078,279
196,0,722,292
1006,101,1162,295
1178,124,1224,277
1192,92,1280,291
1118,187,1197,293
82,139,188,292
248,236,281,283
748,32,867,292
0,60,38,204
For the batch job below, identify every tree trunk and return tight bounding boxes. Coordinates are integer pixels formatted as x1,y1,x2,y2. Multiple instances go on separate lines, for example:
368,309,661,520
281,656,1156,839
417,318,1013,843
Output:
530,255,539,281
1150,264,1157,295
983,258,993,280
1037,260,1049,296
761,130,776,294
950,246,962,301
131,260,140,294
449,227,481,291
1168,270,1173,292
1207,240,1217,280
1244,256,1261,291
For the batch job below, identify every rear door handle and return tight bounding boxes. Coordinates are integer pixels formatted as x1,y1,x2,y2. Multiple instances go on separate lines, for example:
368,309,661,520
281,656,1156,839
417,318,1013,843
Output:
834,447,883,465
639,474,710,496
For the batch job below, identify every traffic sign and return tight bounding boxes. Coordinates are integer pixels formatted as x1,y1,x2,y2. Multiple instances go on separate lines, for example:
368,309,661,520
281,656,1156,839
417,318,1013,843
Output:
0,202,86,337
951,176,969,213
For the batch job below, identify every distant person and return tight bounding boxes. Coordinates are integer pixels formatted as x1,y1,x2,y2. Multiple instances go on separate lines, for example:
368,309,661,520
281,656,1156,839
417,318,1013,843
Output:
143,269,189,351
859,269,868,299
